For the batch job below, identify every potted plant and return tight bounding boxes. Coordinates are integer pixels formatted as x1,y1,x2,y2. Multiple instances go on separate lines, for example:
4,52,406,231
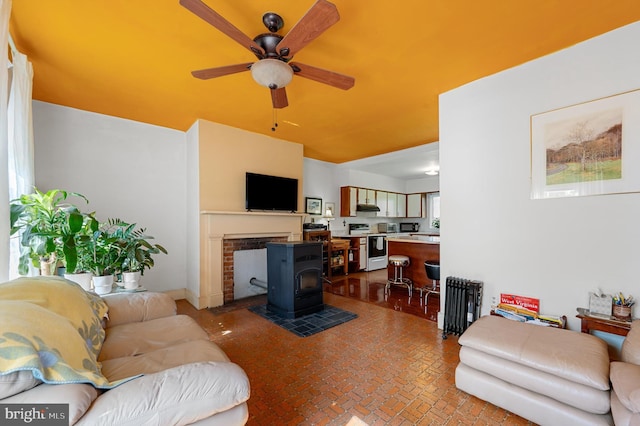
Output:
10,188,89,276
111,221,167,289
61,211,98,290
85,218,126,294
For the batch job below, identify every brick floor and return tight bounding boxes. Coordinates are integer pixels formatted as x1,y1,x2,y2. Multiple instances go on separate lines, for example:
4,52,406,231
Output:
177,271,534,426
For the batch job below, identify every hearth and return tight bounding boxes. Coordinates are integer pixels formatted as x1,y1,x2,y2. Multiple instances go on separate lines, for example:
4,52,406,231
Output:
266,241,324,318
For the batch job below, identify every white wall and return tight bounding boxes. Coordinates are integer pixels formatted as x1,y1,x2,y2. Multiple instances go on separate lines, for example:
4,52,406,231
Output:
32,101,187,293
440,22,640,331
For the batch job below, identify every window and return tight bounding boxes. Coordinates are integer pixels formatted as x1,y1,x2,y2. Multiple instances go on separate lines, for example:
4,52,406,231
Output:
427,192,440,230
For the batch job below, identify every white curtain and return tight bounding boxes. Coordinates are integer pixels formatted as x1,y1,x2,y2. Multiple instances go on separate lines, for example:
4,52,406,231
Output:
8,43,34,279
0,0,12,281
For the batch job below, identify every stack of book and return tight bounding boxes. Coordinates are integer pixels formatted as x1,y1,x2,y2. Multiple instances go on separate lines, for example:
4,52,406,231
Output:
493,303,565,328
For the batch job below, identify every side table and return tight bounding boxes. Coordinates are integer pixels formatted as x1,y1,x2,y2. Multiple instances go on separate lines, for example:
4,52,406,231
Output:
576,307,632,337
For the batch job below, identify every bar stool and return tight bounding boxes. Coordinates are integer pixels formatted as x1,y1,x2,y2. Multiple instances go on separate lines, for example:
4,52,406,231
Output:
386,255,412,296
423,261,440,306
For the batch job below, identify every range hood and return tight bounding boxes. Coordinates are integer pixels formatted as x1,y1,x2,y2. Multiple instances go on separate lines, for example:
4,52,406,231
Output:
356,204,380,212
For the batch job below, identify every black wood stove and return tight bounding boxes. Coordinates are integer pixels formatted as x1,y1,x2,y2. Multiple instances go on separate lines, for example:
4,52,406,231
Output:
266,241,324,318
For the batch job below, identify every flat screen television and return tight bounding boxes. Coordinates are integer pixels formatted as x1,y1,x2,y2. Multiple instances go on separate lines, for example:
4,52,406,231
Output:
245,172,298,212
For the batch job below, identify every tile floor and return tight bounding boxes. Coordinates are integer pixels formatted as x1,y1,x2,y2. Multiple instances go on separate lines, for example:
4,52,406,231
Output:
177,270,533,426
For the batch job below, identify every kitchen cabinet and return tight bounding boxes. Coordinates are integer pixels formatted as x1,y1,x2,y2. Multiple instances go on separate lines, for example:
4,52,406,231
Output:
340,186,425,218
357,188,376,205
376,191,388,216
340,186,377,217
407,193,426,218
396,194,407,217
340,187,358,217
385,192,407,217
386,193,396,217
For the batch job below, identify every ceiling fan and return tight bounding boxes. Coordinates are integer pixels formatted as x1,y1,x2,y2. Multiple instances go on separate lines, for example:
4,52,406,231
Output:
179,0,355,109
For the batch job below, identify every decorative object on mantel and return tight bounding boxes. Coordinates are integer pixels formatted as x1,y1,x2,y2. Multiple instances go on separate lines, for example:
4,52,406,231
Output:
531,88,640,199
305,197,322,215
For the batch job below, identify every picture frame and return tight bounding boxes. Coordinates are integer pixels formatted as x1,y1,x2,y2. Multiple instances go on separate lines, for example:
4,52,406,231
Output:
530,88,640,199
324,202,335,217
305,197,322,215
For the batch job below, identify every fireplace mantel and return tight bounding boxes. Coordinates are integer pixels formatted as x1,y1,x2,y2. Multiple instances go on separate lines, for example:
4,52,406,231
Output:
198,211,305,308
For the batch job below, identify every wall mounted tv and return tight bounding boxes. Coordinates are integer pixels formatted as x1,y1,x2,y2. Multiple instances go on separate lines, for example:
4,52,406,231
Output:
245,172,298,212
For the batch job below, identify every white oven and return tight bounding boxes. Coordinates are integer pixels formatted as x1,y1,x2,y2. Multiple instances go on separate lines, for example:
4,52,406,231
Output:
367,234,387,271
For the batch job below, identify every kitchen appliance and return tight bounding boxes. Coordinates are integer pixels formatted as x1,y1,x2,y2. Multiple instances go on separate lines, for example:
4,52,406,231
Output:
348,223,370,235
367,234,387,271
399,222,420,232
377,223,398,233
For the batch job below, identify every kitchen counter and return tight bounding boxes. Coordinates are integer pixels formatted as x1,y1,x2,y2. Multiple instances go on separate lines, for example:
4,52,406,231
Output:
386,235,440,244
387,238,440,291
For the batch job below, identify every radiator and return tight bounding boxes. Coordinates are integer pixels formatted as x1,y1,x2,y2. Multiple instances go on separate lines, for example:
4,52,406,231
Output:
442,277,483,339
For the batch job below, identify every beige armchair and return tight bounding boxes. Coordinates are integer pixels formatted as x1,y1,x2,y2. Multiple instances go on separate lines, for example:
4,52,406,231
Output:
610,319,640,425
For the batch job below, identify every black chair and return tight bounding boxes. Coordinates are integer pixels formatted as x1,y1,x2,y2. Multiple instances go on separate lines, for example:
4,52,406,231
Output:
423,261,440,306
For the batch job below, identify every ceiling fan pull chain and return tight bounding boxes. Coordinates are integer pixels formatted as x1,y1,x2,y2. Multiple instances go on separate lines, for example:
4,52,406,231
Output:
272,109,279,132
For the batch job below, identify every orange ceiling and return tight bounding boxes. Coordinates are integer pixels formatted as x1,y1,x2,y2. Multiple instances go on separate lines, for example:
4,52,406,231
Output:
9,1,640,163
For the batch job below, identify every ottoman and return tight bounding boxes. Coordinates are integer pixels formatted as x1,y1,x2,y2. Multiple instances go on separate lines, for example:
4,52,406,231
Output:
455,315,612,425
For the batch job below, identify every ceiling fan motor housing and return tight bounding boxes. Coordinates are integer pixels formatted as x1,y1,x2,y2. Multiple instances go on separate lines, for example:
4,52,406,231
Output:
253,33,287,60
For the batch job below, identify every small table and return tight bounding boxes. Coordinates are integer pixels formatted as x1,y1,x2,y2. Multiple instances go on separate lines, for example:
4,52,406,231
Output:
576,307,632,337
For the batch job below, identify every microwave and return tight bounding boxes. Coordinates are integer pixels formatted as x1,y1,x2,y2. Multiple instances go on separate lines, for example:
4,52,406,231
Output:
399,222,420,232
377,223,398,233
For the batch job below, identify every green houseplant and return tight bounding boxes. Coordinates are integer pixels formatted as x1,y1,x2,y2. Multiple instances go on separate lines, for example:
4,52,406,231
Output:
10,188,89,276
110,220,167,289
83,218,126,294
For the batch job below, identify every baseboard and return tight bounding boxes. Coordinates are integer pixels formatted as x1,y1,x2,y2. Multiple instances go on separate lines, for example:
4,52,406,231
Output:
163,288,186,300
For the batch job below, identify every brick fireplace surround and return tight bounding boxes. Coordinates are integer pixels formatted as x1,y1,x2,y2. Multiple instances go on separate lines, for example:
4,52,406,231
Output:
199,211,305,309
222,236,288,303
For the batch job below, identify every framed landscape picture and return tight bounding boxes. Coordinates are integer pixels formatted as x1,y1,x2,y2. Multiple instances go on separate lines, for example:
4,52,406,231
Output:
530,88,640,199
305,197,322,215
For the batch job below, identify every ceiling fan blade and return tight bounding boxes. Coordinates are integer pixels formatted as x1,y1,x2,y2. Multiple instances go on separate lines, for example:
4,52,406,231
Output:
275,0,340,58
290,62,354,90
271,88,288,109
191,63,253,79
180,0,264,56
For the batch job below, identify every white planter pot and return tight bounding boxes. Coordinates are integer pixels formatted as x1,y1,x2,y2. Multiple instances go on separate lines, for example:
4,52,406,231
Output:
93,275,114,295
122,271,142,290
64,272,94,291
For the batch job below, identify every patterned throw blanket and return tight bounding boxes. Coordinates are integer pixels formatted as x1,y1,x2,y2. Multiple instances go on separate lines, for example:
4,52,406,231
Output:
0,276,136,388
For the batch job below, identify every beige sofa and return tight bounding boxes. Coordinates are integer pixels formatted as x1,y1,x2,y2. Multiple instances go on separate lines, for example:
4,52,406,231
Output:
455,315,612,425
610,319,640,425
0,277,250,425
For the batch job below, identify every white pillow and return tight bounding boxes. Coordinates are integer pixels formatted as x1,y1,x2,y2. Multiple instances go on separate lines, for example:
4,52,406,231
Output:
0,370,41,399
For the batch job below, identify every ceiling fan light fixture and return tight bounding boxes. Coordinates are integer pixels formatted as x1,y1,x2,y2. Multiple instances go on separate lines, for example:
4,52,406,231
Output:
251,59,293,89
